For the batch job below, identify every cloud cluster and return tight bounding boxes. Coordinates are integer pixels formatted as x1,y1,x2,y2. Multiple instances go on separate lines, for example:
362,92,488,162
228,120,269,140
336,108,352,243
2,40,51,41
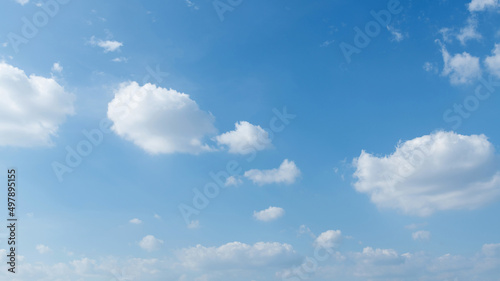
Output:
353,131,500,216
177,241,299,270
0,62,75,147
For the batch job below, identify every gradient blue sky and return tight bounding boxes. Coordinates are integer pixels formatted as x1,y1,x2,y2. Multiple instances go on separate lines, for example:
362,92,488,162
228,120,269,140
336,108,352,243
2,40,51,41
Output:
1,0,500,280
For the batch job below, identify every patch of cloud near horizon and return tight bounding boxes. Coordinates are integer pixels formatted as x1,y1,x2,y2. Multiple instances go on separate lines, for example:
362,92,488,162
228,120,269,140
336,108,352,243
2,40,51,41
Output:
1,243,500,280
177,241,299,271
353,131,500,216
244,159,301,185
108,82,217,154
253,206,285,222
0,62,74,147
215,121,272,154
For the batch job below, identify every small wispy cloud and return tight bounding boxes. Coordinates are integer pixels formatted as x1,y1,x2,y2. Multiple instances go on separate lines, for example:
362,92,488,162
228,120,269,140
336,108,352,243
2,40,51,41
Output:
89,36,123,53
185,0,199,10
387,26,405,42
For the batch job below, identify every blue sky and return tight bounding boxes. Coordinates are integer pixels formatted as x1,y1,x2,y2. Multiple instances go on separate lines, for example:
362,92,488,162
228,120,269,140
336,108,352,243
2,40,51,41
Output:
1,0,500,280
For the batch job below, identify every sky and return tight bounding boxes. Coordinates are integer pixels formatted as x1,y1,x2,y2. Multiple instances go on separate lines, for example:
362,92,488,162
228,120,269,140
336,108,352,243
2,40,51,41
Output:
1,0,500,280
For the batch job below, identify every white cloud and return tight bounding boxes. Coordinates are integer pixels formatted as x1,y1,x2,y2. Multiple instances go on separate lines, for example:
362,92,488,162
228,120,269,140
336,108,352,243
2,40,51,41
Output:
457,17,482,45
298,225,316,238
423,62,438,73
244,159,300,185
353,131,500,216
89,36,123,52
225,176,242,187
253,206,285,222
469,0,499,12
314,230,343,249
441,44,481,84
129,218,142,224
36,244,51,254
154,213,162,220
279,242,500,281
51,62,63,73
412,230,431,241
215,121,272,154
185,0,199,9
0,62,75,147
107,82,217,154
177,241,299,270
2,242,500,281
188,220,200,229
112,57,128,63
15,0,29,5
320,40,335,47
439,28,453,43
139,235,163,252
485,43,500,78
387,26,405,42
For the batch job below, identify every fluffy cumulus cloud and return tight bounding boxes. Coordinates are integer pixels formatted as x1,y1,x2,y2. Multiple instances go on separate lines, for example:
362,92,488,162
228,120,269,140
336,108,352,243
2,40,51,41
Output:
139,235,163,252
314,230,343,249
0,62,75,147
441,45,481,84
469,0,499,12
253,206,285,222
215,121,272,154
353,131,500,216
485,43,500,78
15,0,29,5
244,159,301,185
89,36,123,52
108,82,217,154
177,241,299,271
